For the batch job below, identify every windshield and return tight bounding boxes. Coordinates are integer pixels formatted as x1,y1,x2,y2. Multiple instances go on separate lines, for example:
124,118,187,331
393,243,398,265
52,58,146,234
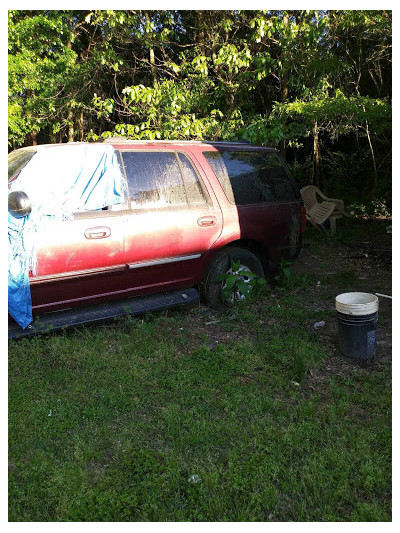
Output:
8,148,37,182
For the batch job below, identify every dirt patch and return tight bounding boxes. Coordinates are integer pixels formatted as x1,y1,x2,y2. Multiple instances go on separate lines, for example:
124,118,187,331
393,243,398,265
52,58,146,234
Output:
167,221,391,385
292,223,392,387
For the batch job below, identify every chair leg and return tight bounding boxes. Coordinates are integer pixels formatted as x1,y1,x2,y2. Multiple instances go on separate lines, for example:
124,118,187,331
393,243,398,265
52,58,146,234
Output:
317,222,328,234
309,219,323,233
329,217,336,233
320,222,329,234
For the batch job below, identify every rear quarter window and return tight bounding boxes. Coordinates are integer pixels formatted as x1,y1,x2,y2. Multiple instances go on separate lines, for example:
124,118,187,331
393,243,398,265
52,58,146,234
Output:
177,152,208,205
204,150,297,205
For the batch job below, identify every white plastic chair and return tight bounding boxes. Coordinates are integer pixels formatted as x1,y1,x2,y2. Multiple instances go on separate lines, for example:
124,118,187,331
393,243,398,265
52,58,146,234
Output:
300,185,347,233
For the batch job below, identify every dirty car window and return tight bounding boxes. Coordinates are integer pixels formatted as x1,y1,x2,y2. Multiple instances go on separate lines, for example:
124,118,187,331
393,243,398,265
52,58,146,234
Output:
120,152,188,208
177,153,207,205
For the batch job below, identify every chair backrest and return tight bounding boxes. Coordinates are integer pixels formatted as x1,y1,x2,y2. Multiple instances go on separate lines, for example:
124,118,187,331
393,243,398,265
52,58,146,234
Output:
300,185,319,212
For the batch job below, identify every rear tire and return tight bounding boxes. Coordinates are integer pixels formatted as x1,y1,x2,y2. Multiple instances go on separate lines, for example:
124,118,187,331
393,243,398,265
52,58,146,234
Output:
200,247,264,308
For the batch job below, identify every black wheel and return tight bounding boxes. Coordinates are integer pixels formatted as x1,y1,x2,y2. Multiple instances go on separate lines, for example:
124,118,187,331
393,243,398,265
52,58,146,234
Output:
200,246,264,308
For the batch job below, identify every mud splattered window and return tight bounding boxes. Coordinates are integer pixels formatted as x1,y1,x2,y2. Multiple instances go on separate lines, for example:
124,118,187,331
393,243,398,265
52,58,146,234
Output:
204,151,297,205
120,151,188,209
177,153,208,205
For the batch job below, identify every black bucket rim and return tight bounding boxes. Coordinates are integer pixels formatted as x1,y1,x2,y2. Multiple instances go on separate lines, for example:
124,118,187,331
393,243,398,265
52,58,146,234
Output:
337,311,378,326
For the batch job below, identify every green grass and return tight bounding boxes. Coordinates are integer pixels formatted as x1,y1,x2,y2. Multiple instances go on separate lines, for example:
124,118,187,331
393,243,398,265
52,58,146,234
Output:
9,223,391,522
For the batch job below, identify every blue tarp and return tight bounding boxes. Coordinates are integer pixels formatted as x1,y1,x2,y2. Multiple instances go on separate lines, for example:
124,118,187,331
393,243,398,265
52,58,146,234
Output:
8,144,127,329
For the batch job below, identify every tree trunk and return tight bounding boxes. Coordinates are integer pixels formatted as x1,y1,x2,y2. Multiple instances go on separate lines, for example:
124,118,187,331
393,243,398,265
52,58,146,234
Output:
197,11,208,96
67,108,74,142
144,12,157,88
312,119,325,189
365,122,378,192
226,90,235,118
78,111,84,141
25,89,37,146
66,16,74,142
279,14,289,160
27,130,37,146
198,11,206,57
279,72,288,160
282,68,289,102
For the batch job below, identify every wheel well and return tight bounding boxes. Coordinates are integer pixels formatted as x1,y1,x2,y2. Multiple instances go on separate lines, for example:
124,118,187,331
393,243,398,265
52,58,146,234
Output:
198,239,267,306
222,239,269,270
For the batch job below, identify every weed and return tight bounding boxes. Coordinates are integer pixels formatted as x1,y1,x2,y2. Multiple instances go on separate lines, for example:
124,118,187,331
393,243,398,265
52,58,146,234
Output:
217,257,266,303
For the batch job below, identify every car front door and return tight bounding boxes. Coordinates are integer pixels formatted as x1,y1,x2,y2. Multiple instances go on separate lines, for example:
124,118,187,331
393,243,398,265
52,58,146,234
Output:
30,211,127,312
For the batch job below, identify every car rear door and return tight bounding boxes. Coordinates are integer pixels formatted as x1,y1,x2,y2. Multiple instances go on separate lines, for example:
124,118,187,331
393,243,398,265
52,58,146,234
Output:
118,149,223,294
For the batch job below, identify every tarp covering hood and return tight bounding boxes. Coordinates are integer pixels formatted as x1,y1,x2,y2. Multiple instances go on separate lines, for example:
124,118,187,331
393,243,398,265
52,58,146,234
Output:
8,143,127,329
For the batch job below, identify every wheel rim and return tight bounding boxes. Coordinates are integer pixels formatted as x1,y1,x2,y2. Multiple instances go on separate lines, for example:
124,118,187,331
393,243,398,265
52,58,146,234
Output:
222,265,254,303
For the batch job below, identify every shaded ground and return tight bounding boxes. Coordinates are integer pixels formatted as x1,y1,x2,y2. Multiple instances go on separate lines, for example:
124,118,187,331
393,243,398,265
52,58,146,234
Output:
289,221,392,406
293,221,392,361
171,218,392,368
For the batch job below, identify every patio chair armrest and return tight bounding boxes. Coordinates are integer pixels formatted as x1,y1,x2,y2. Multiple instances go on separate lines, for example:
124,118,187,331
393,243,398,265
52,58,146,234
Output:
328,198,344,208
317,192,344,213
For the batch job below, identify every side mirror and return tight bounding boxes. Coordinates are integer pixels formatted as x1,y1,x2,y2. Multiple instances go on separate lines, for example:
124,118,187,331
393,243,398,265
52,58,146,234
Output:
8,191,31,218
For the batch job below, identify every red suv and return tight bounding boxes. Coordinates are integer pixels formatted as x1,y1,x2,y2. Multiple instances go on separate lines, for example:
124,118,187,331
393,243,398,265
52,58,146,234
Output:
8,139,305,327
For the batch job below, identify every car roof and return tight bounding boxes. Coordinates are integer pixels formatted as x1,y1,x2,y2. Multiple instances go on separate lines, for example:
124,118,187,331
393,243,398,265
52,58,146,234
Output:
102,138,276,151
11,139,276,152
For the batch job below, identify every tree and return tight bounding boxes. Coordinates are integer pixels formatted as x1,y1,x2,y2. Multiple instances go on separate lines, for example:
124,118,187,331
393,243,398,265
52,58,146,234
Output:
8,10,392,205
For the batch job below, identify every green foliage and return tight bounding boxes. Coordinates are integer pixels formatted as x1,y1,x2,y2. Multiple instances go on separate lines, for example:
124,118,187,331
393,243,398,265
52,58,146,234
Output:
348,199,392,219
276,258,292,283
8,9,392,204
237,93,391,149
217,257,266,303
8,11,79,146
272,94,392,139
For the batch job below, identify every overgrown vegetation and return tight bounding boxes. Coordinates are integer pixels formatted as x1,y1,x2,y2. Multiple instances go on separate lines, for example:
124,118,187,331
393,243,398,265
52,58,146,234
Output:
217,257,266,303
9,222,391,522
8,10,391,207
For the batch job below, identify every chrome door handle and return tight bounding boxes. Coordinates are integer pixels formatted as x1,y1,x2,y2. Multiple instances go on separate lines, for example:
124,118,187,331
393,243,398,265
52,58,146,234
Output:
84,226,111,239
197,216,217,227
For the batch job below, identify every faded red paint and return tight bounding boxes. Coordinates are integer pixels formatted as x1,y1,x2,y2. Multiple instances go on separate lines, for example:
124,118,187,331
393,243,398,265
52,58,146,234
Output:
10,140,304,314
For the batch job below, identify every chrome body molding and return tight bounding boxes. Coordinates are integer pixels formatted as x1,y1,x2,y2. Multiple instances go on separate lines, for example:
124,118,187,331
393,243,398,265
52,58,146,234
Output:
31,254,202,283
128,254,201,270
30,264,127,284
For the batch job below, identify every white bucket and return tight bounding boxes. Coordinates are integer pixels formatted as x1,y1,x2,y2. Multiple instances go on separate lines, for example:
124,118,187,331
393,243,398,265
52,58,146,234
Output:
335,292,379,316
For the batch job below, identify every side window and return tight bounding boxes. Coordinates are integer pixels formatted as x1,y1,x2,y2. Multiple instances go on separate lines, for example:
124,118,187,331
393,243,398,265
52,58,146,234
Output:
8,148,37,182
177,153,208,205
120,151,188,209
204,151,297,205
